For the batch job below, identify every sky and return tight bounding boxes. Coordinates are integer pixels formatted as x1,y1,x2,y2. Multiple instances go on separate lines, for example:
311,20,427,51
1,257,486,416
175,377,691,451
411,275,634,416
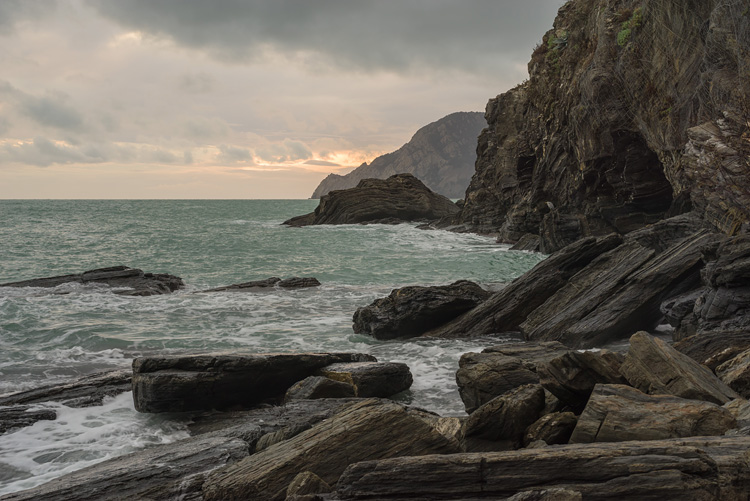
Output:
0,0,565,199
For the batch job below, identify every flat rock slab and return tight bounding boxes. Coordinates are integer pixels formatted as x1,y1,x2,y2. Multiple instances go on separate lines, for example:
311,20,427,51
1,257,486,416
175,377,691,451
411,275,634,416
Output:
569,384,736,443
0,405,56,434
317,362,412,398
201,399,460,501
0,266,184,296
0,435,248,501
620,331,739,404
352,280,490,340
198,276,321,292
333,436,750,500
283,173,460,226
284,376,356,402
132,352,376,413
523,411,578,446
0,370,132,408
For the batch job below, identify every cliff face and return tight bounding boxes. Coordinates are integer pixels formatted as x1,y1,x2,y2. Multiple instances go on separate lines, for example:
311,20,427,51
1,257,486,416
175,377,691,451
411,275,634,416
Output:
459,0,750,252
311,112,486,199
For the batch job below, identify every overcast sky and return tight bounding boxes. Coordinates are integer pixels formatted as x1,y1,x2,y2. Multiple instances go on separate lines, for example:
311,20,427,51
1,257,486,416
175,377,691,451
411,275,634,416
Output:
0,0,564,198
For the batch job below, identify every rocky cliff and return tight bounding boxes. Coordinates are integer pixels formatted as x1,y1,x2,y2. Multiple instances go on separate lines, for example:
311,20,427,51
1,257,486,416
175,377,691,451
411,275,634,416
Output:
457,0,749,253
311,112,486,199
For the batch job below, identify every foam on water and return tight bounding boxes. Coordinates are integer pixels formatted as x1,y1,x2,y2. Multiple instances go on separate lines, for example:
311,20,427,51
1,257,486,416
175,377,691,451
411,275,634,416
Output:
0,200,545,493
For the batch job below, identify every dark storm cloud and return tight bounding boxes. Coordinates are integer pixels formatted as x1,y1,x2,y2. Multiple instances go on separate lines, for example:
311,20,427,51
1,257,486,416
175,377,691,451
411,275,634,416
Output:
0,80,86,131
87,0,564,74
0,0,56,34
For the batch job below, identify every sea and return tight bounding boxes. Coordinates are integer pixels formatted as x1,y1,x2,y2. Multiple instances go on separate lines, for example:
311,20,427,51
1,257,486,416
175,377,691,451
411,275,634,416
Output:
0,199,544,495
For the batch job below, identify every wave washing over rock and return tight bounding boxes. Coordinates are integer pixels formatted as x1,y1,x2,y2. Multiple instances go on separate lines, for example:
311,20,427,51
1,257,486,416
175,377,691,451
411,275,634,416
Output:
311,112,486,199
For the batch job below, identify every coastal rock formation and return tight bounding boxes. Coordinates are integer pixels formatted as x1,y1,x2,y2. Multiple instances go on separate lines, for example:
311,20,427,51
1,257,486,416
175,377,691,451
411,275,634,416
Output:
132,352,376,412
283,174,460,227
453,0,749,251
332,437,750,500
201,399,460,501
316,362,413,398
523,411,578,446
311,112,486,199
0,266,184,296
569,384,736,443
0,370,131,408
352,280,490,340
198,276,321,292
283,376,356,402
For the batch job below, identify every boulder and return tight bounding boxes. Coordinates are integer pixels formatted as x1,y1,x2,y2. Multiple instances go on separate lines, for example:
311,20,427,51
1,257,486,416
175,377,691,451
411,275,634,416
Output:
455,342,569,413
0,405,56,434
283,173,460,227
675,329,750,370
199,277,321,292
0,370,132,408
569,384,736,444
316,362,412,398
460,384,545,452
0,435,249,501
505,489,582,501
523,412,578,447
427,234,623,338
283,376,355,402
620,332,739,405
352,280,490,340
536,350,627,412
0,266,184,296
286,471,331,499
716,349,750,398
201,399,460,501
132,352,376,413
333,436,750,500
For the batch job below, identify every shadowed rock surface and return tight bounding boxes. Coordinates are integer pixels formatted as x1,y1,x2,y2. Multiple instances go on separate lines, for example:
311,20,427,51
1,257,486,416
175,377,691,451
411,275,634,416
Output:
0,406,57,434
0,266,184,296
620,332,739,405
316,362,412,398
523,411,578,447
716,349,750,399
311,112,486,199
198,277,321,293
569,384,736,443
284,174,460,227
201,399,461,501
352,280,490,340
283,376,356,402
332,437,750,500
132,352,376,413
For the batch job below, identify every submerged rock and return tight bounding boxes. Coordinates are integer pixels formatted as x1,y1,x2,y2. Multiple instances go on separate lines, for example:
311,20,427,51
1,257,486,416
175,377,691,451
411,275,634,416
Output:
352,280,490,340
0,370,132,408
0,406,57,434
283,174,460,227
132,352,376,413
0,266,184,296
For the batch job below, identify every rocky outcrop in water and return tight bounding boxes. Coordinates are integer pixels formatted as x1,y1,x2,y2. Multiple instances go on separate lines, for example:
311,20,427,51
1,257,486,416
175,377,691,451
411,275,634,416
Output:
0,266,184,296
198,276,321,292
284,174,460,226
311,112,486,199
452,0,749,253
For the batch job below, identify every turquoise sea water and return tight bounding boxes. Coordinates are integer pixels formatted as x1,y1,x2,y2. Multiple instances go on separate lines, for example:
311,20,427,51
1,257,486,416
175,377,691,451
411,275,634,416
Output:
0,200,544,494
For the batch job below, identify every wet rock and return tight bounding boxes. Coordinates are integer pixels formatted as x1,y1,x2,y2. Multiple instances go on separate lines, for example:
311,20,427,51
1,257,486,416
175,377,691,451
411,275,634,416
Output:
286,471,331,499
460,384,545,452
455,342,569,413
0,370,132,408
0,266,184,296
316,362,412,398
716,349,750,398
0,435,248,501
201,399,460,501
284,376,355,402
523,412,577,447
675,330,750,370
569,384,736,444
509,233,541,252
132,352,376,413
620,332,739,405
0,405,56,434
352,280,490,340
536,350,627,412
284,174,460,227
333,437,750,500
428,235,623,338
199,277,320,292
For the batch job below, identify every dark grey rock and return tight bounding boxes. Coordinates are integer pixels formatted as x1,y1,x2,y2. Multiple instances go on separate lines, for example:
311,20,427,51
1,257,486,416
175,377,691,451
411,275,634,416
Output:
352,280,490,340
523,411,577,447
277,277,321,289
284,376,355,402
0,405,56,434
0,266,184,296
132,352,376,413
716,349,750,399
620,331,739,405
316,362,412,398
284,174,460,227
286,471,331,499
198,277,321,293
0,370,132,408
569,384,736,443
675,329,750,370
